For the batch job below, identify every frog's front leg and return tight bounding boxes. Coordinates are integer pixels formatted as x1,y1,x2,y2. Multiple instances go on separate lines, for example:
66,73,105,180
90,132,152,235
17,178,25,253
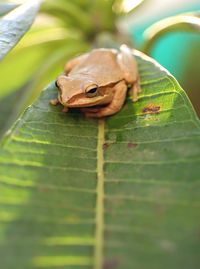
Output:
84,81,127,118
50,98,69,113
117,45,141,102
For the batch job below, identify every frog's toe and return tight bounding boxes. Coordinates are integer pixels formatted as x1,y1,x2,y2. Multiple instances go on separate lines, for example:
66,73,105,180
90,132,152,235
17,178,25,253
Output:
50,99,59,106
132,96,138,102
62,107,69,113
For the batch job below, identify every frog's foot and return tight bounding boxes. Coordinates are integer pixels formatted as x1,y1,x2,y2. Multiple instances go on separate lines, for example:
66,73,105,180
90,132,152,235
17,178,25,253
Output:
50,98,59,106
131,78,141,102
62,106,69,113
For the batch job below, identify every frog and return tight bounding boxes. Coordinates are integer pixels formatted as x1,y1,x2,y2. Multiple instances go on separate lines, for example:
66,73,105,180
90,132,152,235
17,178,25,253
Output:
50,44,141,118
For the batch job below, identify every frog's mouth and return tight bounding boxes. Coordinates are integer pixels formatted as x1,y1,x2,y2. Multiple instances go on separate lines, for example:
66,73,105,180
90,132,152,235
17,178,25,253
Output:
62,93,113,108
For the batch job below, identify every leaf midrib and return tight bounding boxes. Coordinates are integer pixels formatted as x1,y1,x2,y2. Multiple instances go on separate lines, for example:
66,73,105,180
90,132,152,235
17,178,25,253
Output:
94,119,105,269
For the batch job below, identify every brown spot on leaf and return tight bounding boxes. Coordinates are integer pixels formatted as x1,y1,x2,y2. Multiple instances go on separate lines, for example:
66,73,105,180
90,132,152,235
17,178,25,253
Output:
155,204,165,218
38,186,49,193
103,258,120,269
103,143,110,151
104,229,111,237
142,104,160,114
127,142,138,149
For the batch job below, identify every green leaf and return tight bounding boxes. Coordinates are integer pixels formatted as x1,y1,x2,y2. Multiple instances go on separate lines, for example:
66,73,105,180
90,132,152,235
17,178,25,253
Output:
0,85,28,139
143,12,200,54
0,0,41,60
0,52,200,269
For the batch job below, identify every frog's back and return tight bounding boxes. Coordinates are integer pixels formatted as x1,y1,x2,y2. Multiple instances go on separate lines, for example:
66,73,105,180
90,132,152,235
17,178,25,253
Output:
70,49,124,86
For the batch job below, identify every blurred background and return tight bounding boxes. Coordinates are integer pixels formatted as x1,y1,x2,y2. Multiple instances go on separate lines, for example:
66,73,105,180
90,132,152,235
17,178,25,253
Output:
0,0,200,137
126,0,200,117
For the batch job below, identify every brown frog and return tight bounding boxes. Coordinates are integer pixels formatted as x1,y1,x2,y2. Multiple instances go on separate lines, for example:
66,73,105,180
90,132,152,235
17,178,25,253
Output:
51,45,141,118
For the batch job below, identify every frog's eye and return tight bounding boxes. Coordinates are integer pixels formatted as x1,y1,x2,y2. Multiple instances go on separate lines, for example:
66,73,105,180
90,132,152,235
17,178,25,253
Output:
85,84,98,98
